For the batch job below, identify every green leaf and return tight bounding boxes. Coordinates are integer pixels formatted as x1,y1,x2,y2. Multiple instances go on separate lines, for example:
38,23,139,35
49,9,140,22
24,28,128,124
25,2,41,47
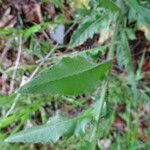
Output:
98,0,120,12
0,94,16,106
17,56,112,95
0,115,18,129
128,0,150,24
51,0,64,8
76,141,96,150
51,45,108,62
5,111,91,143
137,17,150,41
74,118,90,136
121,31,137,99
24,25,41,37
0,28,16,34
69,15,106,47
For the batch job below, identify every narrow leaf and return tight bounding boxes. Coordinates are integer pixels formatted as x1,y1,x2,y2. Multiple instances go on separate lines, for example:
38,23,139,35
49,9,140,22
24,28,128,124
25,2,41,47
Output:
5,112,91,143
121,31,137,99
24,25,41,37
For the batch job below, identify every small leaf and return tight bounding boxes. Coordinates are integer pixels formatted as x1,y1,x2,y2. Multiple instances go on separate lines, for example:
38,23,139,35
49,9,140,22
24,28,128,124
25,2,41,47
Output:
137,17,150,41
0,28,16,34
69,15,106,47
76,141,96,150
98,0,120,12
51,45,108,62
121,31,137,99
24,25,41,37
17,56,112,95
74,118,90,136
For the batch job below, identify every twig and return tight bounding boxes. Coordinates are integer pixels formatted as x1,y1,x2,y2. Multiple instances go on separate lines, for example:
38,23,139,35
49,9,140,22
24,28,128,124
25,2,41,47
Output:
0,40,12,64
9,34,22,93
28,23,76,81
36,23,76,63
4,94,20,117
94,82,108,149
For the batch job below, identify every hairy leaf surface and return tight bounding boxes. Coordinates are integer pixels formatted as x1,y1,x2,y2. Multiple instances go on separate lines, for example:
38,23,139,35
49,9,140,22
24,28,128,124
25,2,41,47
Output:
5,112,91,143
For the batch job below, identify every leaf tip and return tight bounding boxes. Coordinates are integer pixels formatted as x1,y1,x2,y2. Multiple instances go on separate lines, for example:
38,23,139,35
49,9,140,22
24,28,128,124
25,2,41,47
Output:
4,137,12,143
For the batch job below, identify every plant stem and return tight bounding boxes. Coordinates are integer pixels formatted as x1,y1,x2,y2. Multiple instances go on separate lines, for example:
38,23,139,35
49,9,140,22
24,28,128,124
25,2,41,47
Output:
93,81,108,149
4,23,76,117
9,34,22,93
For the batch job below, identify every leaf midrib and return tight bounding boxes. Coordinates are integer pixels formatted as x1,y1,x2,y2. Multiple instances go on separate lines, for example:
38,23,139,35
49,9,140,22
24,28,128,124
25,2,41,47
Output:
23,60,111,90
6,110,92,142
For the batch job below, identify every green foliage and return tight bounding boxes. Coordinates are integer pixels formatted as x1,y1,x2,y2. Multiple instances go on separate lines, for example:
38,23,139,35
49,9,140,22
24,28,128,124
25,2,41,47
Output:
2,0,150,149
121,31,137,99
0,94,16,106
0,28,16,34
17,56,112,95
127,0,150,40
98,0,120,12
5,111,91,143
51,45,109,62
70,15,107,47
24,25,41,38
128,0,150,24
0,96,51,129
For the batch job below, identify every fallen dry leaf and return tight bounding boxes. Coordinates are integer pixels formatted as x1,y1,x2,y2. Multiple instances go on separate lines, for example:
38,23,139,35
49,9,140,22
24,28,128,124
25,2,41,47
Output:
132,133,149,142
112,115,127,132
0,7,16,28
22,1,43,23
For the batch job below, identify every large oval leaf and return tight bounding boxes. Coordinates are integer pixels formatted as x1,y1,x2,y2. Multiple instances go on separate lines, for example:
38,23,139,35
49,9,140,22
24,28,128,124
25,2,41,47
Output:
17,56,112,95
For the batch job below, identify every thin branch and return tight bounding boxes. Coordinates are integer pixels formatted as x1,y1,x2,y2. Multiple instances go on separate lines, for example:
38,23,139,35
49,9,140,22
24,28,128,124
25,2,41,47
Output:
9,34,22,93
27,23,76,81
4,94,20,118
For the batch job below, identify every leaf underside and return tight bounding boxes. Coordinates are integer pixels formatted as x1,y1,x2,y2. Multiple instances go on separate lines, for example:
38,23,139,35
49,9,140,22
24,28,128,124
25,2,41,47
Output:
5,112,91,143
5,115,79,143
